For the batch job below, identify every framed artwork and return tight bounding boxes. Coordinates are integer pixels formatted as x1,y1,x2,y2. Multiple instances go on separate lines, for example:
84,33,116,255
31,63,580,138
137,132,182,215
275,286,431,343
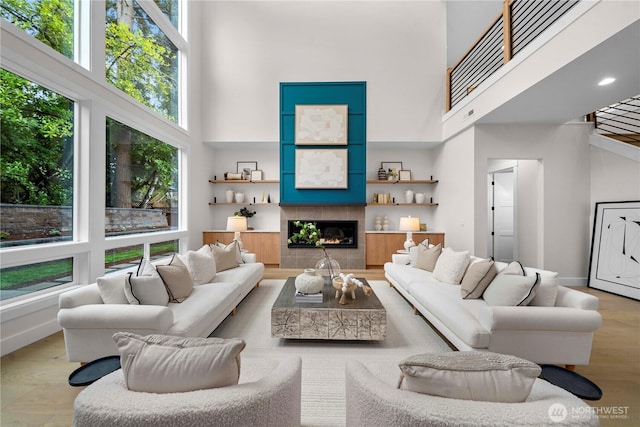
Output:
295,105,348,145
237,161,257,179
588,200,640,300
295,149,348,189
399,170,412,181
250,170,263,181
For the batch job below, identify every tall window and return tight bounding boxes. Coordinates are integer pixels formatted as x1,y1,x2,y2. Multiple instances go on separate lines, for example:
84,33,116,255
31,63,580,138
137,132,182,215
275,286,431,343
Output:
106,117,179,236
0,69,74,247
105,0,179,123
0,258,73,301
0,0,74,59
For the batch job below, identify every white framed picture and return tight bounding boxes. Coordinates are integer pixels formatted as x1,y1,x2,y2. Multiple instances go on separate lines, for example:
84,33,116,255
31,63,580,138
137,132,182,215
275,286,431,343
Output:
588,200,640,300
295,149,348,189
250,170,263,181
295,105,348,145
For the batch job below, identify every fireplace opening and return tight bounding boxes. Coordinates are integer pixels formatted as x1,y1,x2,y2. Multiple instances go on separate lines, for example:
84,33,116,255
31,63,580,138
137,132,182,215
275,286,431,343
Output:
287,220,357,249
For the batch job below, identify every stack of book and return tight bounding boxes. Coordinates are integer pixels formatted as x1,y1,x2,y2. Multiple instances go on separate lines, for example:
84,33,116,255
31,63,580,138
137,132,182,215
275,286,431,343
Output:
295,291,323,303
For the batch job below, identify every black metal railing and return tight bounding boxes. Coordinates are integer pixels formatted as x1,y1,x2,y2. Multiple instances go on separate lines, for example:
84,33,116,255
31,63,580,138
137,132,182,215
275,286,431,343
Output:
447,0,580,111
591,95,640,147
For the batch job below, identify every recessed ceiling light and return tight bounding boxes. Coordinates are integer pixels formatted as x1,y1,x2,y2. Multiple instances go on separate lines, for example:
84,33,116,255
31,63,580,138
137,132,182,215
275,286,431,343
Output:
598,77,616,86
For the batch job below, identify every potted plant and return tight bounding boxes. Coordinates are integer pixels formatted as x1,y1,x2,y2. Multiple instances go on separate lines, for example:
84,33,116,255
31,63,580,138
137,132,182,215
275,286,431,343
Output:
287,221,340,279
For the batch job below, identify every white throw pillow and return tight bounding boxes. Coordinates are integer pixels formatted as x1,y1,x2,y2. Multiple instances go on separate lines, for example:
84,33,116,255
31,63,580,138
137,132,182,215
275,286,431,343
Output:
125,272,169,306
498,260,525,276
432,247,470,284
483,272,541,306
178,245,216,285
96,275,129,304
525,267,559,307
397,351,541,403
113,333,246,393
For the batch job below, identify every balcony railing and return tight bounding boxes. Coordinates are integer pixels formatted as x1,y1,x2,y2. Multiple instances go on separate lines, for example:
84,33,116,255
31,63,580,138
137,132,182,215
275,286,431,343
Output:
446,0,580,111
589,95,640,148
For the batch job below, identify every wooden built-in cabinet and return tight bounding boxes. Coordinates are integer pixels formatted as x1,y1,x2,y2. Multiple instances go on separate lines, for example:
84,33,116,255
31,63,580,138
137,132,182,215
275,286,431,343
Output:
203,231,280,267
365,232,445,268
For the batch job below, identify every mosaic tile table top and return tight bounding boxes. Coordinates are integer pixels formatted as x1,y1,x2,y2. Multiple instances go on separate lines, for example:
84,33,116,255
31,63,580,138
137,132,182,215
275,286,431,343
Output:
271,277,386,340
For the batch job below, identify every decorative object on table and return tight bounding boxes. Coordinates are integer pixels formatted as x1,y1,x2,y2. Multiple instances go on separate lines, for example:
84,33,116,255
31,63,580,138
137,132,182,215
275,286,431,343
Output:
294,290,323,304
225,189,234,203
415,192,426,203
294,268,325,295
287,220,341,279
225,172,244,180
295,149,348,189
405,190,415,203
377,167,387,180
226,216,247,250
382,216,389,231
588,200,640,300
399,216,420,250
250,169,263,181
381,162,402,181
332,273,372,305
235,192,245,203
295,104,348,145
539,365,602,401
374,216,382,231
234,206,256,218
399,170,412,181
420,223,427,231
237,161,258,180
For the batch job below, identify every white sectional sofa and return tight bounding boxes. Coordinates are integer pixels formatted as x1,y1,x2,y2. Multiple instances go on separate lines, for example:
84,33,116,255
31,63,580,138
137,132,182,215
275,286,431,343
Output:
384,249,602,367
58,248,264,363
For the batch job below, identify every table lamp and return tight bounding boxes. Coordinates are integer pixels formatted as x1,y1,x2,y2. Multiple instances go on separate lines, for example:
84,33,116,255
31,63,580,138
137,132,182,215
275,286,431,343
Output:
226,216,248,250
399,216,420,250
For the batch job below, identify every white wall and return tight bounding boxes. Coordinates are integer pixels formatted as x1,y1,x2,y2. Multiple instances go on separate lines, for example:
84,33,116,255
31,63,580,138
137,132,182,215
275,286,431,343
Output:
201,1,445,143
473,123,592,281
590,143,640,205
431,126,476,252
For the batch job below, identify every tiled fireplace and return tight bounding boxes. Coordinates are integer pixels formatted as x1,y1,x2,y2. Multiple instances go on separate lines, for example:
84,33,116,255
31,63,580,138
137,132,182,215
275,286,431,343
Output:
280,206,365,270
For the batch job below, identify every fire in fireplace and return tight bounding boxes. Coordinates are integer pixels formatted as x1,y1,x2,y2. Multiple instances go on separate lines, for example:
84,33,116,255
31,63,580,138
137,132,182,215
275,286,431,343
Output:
287,220,357,249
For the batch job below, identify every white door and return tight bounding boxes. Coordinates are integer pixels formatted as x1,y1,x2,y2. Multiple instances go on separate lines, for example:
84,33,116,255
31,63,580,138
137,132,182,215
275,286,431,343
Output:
489,169,516,262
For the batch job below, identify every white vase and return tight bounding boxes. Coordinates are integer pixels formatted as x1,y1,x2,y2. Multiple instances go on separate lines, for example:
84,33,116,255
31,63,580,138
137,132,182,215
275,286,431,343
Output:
294,268,324,294
225,190,234,203
415,192,426,203
235,192,245,203
405,190,414,203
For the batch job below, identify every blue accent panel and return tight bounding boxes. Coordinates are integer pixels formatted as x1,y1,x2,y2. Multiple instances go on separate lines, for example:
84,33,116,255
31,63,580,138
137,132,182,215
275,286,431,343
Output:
280,82,366,205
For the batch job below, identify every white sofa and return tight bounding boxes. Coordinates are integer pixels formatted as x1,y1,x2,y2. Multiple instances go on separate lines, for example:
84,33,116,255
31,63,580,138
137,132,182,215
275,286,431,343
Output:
58,252,264,363
384,253,602,366
74,356,302,427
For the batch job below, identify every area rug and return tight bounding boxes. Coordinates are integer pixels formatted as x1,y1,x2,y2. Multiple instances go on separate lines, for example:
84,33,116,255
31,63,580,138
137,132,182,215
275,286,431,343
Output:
211,279,453,427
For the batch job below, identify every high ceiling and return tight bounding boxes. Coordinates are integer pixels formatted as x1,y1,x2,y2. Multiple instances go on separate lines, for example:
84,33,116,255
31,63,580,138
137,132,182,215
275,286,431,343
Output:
446,1,640,125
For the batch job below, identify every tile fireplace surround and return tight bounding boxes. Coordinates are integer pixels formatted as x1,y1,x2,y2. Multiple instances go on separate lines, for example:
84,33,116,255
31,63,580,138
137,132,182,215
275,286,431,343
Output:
280,206,365,270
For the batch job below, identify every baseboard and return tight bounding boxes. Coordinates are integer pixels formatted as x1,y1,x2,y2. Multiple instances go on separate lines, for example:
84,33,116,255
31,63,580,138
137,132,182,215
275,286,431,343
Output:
559,277,588,286
1,318,61,357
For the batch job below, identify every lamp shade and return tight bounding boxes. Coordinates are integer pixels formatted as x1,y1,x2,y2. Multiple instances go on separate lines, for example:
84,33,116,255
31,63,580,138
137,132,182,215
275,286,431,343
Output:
226,216,247,232
398,216,420,231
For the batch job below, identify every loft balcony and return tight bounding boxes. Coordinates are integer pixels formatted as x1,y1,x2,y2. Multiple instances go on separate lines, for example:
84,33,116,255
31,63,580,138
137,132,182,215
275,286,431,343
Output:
443,0,640,139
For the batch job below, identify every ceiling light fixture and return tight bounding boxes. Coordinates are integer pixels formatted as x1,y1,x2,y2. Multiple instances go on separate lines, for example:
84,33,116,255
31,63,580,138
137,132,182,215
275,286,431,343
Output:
598,77,616,86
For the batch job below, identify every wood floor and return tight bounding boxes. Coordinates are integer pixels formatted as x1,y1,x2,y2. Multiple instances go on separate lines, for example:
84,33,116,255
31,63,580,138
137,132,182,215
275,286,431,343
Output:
1,268,638,426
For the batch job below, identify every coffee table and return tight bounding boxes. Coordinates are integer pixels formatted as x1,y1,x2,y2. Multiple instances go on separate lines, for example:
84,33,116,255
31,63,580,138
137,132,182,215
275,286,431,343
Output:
271,277,386,340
